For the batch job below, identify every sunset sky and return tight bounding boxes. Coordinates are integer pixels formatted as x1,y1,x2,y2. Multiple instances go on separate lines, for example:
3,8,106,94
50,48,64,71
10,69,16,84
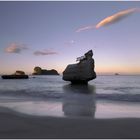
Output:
0,1,140,75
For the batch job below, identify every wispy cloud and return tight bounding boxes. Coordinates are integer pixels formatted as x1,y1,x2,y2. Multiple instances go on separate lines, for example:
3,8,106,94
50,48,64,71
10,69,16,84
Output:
76,8,139,32
76,25,95,32
96,8,139,28
33,50,58,56
5,43,28,53
64,40,76,47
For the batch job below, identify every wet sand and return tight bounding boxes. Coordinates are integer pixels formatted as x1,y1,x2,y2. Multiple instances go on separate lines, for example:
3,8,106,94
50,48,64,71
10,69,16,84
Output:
0,107,140,139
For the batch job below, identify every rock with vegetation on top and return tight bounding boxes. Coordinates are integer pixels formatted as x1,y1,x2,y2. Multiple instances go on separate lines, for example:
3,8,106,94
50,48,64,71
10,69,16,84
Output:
32,66,59,75
1,70,28,79
63,50,96,84
15,70,25,75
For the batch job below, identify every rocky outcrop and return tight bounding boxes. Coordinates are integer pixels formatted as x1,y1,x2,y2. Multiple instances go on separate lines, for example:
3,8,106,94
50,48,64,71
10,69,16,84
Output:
1,70,29,79
32,66,59,75
15,70,25,75
63,50,96,84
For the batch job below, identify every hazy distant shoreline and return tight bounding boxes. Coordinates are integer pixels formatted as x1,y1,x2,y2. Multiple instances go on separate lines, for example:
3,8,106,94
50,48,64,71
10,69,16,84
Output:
1,74,140,77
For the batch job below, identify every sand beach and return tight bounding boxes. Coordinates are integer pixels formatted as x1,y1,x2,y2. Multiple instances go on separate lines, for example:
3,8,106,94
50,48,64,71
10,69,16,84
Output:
0,106,140,139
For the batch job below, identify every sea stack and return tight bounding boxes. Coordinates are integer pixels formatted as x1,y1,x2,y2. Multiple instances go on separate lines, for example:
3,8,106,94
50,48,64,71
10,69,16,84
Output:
32,66,59,75
63,50,96,84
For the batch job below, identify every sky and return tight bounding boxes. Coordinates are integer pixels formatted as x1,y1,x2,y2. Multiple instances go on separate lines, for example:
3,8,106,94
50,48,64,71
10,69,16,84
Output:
0,1,140,75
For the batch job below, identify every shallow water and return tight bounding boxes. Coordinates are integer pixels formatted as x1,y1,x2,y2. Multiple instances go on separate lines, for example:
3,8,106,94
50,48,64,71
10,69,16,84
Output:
0,75,140,118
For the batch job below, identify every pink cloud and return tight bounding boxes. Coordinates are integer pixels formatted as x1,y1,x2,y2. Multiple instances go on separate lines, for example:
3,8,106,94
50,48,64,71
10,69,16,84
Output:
5,43,28,53
76,8,139,32
95,8,139,29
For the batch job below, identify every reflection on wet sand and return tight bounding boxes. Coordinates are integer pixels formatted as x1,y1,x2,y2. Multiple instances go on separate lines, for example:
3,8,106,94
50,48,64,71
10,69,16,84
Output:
63,84,96,118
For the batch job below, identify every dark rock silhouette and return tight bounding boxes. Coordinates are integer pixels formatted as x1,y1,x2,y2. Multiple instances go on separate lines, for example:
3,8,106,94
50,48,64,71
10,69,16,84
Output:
1,70,29,79
15,70,25,75
32,66,59,75
63,50,96,84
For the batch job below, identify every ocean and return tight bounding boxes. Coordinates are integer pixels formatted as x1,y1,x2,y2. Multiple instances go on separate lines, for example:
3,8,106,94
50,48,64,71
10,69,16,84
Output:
0,75,140,118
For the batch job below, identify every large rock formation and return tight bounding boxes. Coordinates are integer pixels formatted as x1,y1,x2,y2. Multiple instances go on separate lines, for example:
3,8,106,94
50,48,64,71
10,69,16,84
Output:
32,66,59,75
63,50,96,84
